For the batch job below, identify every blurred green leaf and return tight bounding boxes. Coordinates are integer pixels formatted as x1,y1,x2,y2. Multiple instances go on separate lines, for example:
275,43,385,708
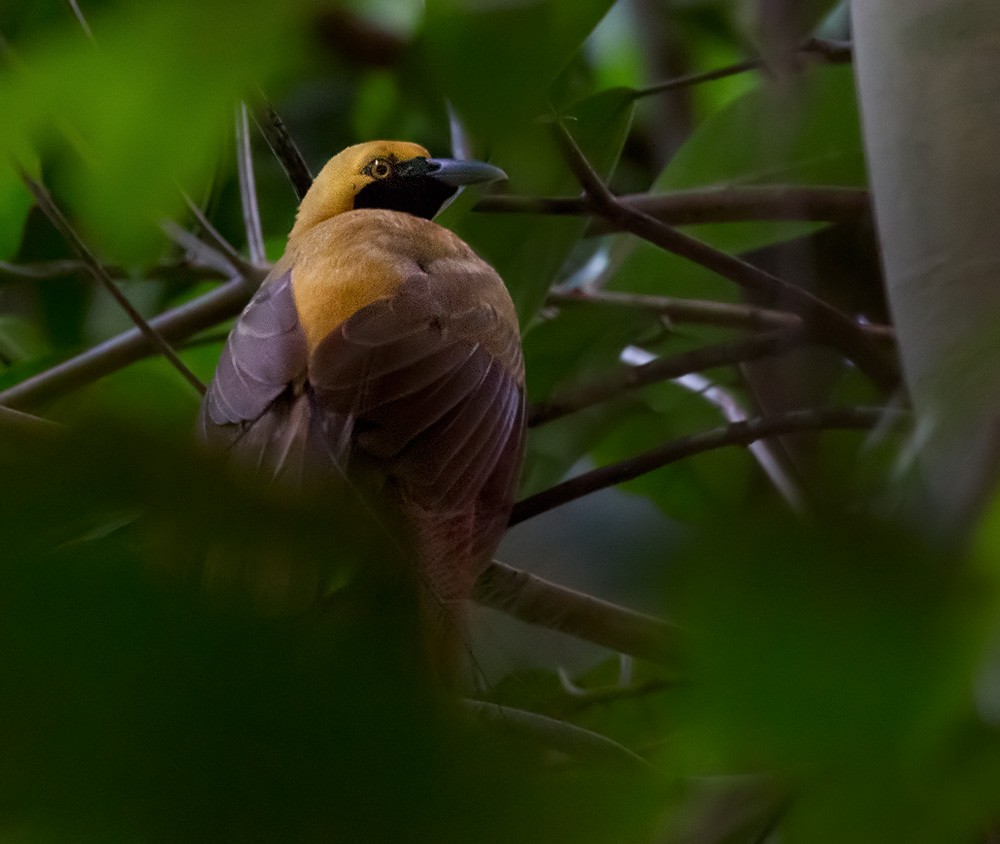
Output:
0,0,312,263
422,0,616,137
0,315,49,366
522,296,660,402
655,64,865,254
0,171,34,261
671,510,997,840
0,419,664,841
589,380,751,521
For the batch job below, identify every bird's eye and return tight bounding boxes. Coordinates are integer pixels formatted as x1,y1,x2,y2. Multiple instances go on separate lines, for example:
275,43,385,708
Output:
368,158,393,179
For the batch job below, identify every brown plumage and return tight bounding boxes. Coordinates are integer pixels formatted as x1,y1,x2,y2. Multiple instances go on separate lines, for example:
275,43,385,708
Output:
199,141,524,651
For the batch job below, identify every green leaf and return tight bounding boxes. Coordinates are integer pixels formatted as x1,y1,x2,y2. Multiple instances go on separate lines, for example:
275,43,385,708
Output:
654,64,865,255
589,381,751,521
673,510,991,839
0,0,312,263
0,315,49,366
0,418,663,841
0,168,34,261
422,0,616,138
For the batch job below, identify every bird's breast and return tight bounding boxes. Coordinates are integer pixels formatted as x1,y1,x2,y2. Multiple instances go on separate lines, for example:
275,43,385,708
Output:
286,209,499,352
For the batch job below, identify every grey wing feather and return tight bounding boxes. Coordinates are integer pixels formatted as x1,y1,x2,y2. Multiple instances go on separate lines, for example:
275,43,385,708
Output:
198,271,352,485
199,271,309,446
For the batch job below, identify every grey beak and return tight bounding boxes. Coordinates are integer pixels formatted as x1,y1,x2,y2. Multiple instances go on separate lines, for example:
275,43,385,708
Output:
426,158,507,187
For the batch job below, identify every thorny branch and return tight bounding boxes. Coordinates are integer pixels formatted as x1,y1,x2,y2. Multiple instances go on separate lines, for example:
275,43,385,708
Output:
252,101,313,200
476,185,870,226
19,170,208,397
546,287,894,341
550,122,897,392
0,277,255,410
511,406,890,525
236,102,267,266
529,327,808,426
634,36,853,99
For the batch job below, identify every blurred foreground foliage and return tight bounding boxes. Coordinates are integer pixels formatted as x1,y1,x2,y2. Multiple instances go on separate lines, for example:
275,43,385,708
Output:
3,0,1000,841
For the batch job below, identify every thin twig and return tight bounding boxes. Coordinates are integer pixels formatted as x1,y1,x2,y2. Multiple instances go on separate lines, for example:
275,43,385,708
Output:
180,194,260,278
65,0,94,41
529,327,807,426
510,406,889,525
0,258,231,283
547,286,802,331
546,289,893,342
550,123,897,391
800,36,853,63
19,170,206,396
557,670,676,709
0,258,120,281
236,102,267,266
476,185,870,226
474,560,676,664
634,37,852,99
462,699,653,770
0,277,252,410
635,58,761,99
0,404,61,439
252,101,313,200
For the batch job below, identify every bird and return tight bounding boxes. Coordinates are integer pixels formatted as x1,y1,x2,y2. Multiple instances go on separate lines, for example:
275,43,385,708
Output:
198,141,525,663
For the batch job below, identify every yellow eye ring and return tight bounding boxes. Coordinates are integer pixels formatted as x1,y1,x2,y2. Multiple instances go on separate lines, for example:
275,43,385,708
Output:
369,158,392,179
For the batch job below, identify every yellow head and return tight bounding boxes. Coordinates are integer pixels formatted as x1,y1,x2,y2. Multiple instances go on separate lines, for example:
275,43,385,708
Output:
290,140,506,237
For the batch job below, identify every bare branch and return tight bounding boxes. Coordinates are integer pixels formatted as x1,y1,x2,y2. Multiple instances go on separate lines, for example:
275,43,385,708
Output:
476,185,870,226
252,102,313,201
634,37,852,99
0,257,235,283
475,560,677,665
462,699,653,770
530,327,806,426
1,258,121,281
635,58,762,99
0,277,252,410
19,170,206,396
800,36,853,63
511,406,890,524
550,122,897,391
180,194,260,279
236,102,267,266
0,404,61,439
65,0,94,41
548,286,801,331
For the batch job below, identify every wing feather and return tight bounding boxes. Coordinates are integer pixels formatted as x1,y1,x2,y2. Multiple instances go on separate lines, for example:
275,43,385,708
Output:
200,262,525,589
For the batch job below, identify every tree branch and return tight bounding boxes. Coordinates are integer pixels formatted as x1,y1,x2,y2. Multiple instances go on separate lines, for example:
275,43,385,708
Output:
252,101,313,201
476,185,870,226
474,560,677,665
180,194,260,280
546,288,894,344
0,276,253,410
547,286,802,330
236,102,267,266
550,122,897,392
529,327,807,426
19,170,207,397
64,0,94,41
511,406,889,524
0,257,231,283
633,37,852,99
462,699,653,770
0,404,61,439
